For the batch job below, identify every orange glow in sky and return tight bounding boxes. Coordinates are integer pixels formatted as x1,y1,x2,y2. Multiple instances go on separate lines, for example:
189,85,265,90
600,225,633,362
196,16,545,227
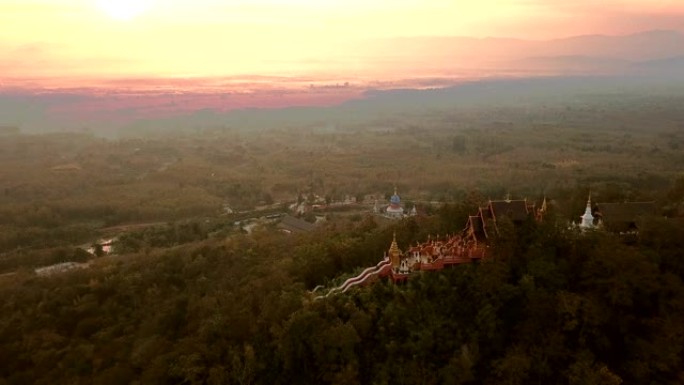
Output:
1,0,683,84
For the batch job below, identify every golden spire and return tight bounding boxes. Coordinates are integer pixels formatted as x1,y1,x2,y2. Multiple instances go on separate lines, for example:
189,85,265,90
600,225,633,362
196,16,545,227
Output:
388,231,402,268
536,195,548,222
394,186,398,196
388,232,401,256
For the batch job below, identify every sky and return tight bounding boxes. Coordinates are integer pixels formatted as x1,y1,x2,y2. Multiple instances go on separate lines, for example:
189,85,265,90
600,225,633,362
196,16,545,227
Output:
1,0,683,85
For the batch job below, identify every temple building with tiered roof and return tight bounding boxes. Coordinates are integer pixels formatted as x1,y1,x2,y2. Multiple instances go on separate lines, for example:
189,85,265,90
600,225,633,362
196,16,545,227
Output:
464,195,545,245
595,202,656,233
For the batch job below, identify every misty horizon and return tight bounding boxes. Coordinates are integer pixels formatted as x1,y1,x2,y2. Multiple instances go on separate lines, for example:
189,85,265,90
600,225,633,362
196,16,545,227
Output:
2,28,684,134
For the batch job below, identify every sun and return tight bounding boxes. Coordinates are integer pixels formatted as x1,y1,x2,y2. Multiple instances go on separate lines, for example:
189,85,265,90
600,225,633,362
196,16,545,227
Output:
97,0,151,21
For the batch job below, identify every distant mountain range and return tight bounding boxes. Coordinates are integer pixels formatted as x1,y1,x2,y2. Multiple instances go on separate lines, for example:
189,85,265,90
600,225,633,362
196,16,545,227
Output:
361,30,684,76
635,55,684,75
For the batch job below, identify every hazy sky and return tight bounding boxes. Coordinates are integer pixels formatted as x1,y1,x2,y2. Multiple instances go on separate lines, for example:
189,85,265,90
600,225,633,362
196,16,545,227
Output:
1,0,683,81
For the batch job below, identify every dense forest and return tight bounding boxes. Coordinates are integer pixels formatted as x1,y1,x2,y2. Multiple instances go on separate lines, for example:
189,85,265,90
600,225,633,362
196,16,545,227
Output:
1,85,684,384
2,208,684,384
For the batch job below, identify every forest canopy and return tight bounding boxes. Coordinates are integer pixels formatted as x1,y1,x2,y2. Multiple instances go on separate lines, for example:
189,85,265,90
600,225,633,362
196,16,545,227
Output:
1,209,684,384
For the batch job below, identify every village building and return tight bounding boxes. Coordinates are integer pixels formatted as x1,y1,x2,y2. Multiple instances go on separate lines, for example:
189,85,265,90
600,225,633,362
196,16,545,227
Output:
86,238,116,256
278,215,316,234
289,201,309,215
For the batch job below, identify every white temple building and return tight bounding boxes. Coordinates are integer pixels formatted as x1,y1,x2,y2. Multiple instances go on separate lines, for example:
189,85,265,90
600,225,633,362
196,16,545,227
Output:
385,187,405,219
368,187,418,220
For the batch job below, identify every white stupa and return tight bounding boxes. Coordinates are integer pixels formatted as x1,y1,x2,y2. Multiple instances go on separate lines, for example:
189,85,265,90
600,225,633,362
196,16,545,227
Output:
579,193,595,230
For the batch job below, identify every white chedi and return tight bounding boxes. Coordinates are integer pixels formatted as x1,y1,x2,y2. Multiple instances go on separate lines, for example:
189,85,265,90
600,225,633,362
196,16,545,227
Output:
579,194,595,230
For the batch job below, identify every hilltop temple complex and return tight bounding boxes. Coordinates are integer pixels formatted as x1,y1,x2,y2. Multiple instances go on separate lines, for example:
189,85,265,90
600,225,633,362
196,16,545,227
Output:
316,193,658,299
385,196,547,280
316,195,545,298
